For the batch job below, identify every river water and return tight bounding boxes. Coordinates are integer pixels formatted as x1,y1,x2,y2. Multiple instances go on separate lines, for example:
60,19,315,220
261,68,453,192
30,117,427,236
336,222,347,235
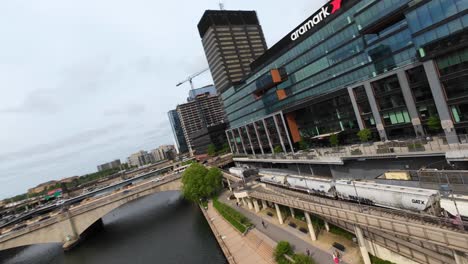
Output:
0,191,227,264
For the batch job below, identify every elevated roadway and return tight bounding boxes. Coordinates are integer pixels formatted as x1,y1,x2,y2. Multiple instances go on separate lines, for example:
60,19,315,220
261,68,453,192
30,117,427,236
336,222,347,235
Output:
237,184,468,263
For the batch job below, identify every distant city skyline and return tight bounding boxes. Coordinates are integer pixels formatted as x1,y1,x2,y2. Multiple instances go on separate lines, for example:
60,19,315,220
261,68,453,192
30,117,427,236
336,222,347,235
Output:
0,0,325,198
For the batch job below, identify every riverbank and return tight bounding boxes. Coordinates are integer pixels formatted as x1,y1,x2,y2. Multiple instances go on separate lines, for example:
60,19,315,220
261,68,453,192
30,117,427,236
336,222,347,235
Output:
200,201,276,264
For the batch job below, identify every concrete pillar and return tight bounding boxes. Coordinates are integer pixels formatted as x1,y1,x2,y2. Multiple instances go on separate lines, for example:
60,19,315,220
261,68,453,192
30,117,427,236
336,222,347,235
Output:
227,179,232,192
304,212,317,241
253,199,260,213
274,203,284,224
226,130,234,154
247,198,253,210
354,225,372,264
289,207,295,219
347,87,365,130
423,60,458,144
273,115,287,153
245,125,256,155
253,121,265,155
324,221,330,232
242,198,247,207
237,128,248,154
454,250,468,264
60,211,79,249
397,71,425,137
280,112,295,154
262,119,274,153
261,199,268,210
236,197,240,203
363,81,388,140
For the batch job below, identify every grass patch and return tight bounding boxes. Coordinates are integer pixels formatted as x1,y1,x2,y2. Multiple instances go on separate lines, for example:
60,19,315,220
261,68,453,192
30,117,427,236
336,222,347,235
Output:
274,241,315,264
213,197,252,233
370,255,396,264
329,225,355,241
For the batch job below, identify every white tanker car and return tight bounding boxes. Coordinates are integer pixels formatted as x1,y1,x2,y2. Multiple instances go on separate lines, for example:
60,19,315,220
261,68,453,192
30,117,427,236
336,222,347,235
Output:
257,169,463,217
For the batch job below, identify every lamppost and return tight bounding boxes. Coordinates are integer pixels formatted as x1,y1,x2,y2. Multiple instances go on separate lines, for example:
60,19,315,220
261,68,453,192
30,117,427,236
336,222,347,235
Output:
440,174,464,230
348,180,362,212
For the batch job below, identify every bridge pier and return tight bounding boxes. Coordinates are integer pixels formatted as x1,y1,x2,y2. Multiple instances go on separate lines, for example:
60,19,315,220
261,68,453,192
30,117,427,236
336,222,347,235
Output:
60,211,80,250
227,179,232,192
454,250,468,264
354,225,372,264
253,199,260,213
274,203,284,225
324,221,330,232
289,207,295,218
304,212,317,241
261,200,267,210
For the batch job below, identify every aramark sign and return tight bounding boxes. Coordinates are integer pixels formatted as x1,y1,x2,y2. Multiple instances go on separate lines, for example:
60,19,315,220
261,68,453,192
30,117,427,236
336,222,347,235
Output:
290,0,342,41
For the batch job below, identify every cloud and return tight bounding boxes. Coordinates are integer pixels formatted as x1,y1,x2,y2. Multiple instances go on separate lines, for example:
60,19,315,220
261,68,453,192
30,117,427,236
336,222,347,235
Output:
0,123,124,162
104,103,146,116
0,89,61,114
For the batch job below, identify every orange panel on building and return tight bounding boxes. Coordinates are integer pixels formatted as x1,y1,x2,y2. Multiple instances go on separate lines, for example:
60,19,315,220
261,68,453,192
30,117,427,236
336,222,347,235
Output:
276,89,287,100
285,113,301,143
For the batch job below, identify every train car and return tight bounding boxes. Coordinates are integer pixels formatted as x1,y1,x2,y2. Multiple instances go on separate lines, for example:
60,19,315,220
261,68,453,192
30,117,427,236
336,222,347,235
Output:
259,174,287,186
440,194,468,221
285,175,335,198
335,180,441,213
228,167,258,179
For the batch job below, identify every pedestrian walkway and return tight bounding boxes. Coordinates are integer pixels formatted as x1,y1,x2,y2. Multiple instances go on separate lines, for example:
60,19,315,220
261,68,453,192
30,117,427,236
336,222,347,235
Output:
221,192,358,264
202,201,276,264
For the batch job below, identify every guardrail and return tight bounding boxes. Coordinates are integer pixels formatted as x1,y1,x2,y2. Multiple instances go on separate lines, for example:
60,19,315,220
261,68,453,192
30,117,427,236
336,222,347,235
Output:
233,135,468,160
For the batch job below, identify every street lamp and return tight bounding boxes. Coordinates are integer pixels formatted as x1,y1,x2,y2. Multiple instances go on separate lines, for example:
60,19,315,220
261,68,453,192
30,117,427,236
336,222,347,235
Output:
440,181,464,231
348,180,362,212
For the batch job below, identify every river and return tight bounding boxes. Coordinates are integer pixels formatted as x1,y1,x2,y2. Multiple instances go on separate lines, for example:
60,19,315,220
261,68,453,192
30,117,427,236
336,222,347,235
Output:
0,191,227,264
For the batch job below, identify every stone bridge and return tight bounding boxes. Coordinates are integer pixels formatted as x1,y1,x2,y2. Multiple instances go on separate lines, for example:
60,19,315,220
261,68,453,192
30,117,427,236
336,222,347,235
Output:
0,174,182,252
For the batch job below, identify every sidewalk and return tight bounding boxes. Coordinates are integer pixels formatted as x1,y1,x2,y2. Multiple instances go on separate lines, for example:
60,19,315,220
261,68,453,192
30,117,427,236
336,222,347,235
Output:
203,201,276,264
220,192,359,264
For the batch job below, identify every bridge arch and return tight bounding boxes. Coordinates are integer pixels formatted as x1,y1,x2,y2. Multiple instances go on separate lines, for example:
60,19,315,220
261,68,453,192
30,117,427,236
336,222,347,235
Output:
0,178,181,252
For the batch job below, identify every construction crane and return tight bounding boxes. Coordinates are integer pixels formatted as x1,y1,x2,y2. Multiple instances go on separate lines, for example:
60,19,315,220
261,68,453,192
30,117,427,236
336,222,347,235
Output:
176,68,210,90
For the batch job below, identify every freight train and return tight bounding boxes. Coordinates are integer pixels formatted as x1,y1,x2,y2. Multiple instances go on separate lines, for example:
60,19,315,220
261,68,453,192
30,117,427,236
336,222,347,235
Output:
254,169,468,220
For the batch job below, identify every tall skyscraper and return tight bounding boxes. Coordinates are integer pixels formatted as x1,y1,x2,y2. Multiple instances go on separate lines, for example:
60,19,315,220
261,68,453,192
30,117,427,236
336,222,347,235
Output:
168,110,189,154
188,84,217,101
197,10,268,93
176,93,226,155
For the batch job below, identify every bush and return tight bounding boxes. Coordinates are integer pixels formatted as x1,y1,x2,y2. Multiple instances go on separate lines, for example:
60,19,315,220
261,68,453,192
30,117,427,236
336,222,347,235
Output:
274,145,283,154
288,222,297,228
329,225,354,241
293,254,315,264
357,128,372,143
329,134,339,147
370,254,396,264
213,197,252,233
274,241,293,263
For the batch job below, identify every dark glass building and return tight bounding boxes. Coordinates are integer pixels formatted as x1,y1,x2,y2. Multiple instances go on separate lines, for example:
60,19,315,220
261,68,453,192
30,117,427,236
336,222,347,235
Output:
198,10,268,93
221,0,468,155
168,110,189,154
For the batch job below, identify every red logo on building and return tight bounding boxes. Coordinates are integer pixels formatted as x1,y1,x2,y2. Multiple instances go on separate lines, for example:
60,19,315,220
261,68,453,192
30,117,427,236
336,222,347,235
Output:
330,0,342,14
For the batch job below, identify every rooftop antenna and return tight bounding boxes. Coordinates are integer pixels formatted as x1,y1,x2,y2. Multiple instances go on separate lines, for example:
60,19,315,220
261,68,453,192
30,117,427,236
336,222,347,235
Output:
219,0,225,10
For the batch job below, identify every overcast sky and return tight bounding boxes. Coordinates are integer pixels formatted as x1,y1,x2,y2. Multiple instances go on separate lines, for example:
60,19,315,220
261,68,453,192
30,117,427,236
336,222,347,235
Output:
0,0,325,198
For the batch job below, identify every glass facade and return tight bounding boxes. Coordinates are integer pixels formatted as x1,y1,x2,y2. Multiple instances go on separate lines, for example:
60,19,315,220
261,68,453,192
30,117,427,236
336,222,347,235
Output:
221,0,468,145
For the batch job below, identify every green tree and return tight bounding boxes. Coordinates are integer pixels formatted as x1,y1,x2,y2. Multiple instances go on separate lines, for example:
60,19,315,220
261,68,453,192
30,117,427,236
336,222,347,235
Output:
274,241,293,263
298,137,308,150
427,116,441,132
293,254,315,264
329,134,339,147
357,128,372,143
207,144,217,156
181,163,222,203
274,145,283,154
